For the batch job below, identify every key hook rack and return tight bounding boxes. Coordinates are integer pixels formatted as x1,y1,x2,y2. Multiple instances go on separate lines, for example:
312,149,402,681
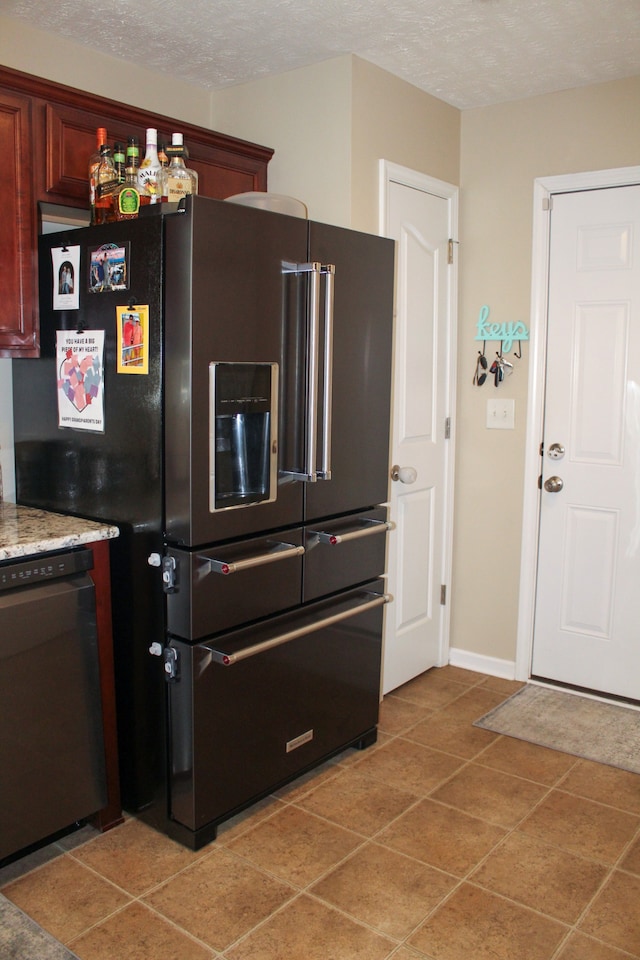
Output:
474,304,529,356
473,305,529,387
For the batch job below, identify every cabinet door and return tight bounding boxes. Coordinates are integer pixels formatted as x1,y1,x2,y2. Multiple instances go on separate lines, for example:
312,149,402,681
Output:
0,89,38,357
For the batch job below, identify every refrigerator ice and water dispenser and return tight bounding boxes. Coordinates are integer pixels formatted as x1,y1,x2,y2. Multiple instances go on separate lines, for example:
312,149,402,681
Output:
209,362,278,511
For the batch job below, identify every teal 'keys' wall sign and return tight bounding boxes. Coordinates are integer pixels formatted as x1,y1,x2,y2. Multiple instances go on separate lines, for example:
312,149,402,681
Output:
475,305,529,353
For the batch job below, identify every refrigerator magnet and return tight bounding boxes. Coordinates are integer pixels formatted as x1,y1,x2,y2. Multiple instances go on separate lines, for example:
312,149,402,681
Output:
51,244,80,310
88,242,130,293
117,304,149,374
56,329,105,433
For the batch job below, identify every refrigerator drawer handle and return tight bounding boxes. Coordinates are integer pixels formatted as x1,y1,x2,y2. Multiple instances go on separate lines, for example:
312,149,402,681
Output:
210,591,393,665
202,542,305,576
313,519,395,546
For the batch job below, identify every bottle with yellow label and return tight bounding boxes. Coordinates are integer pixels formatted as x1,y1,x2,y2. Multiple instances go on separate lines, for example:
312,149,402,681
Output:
94,144,119,225
165,133,198,203
89,126,108,224
109,165,142,221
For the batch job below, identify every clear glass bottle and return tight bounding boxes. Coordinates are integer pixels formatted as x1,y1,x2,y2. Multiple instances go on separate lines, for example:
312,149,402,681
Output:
89,126,108,224
137,127,166,203
165,133,198,203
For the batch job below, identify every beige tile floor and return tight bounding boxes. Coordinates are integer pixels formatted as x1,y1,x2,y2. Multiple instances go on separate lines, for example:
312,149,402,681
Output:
2,665,640,959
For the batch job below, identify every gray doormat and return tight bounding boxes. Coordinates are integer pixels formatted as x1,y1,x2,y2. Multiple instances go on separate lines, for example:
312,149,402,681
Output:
474,683,640,775
0,894,79,960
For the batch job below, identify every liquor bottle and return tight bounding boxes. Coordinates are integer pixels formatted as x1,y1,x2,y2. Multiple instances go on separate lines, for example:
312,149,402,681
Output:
138,127,166,203
165,133,199,202
158,140,169,169
109,164,142,221
113,142,126,183
89,126,108,224
126,136,140,170
94,144,119,225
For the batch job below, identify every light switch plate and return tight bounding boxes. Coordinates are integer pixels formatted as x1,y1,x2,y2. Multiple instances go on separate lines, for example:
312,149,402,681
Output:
486,398,515,429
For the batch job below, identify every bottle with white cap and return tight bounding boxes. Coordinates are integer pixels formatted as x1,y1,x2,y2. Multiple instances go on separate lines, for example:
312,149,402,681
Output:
165,133,198,203
137,127,166,203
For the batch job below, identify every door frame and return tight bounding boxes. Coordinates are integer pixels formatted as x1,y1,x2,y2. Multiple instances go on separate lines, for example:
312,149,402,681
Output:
378,160,459,669
516,164,640,682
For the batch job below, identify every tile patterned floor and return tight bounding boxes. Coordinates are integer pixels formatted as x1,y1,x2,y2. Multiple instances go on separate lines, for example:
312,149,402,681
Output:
2,666,640,959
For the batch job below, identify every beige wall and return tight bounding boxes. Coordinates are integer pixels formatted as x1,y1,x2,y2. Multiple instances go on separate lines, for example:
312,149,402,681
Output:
211,57,353,227
211,54,460,232
454,75,640,665
351,57,460,233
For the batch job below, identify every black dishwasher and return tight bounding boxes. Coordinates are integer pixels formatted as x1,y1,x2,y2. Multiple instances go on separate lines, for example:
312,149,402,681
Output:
0,548,107,862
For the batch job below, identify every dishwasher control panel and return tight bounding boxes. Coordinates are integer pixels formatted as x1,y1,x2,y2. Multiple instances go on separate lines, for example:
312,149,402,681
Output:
0,548,94,591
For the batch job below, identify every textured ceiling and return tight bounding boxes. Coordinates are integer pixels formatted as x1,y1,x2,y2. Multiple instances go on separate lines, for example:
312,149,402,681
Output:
4,0,640,109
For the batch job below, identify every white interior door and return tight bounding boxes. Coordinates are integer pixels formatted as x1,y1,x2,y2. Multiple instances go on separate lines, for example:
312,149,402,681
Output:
380,165,457,694
532,184,640,700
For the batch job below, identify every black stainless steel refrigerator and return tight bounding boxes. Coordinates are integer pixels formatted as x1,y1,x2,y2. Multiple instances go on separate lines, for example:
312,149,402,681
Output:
13,195,394,848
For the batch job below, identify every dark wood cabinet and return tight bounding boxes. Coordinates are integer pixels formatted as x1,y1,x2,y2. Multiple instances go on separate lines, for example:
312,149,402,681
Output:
0,87,38,358
0,65,273,358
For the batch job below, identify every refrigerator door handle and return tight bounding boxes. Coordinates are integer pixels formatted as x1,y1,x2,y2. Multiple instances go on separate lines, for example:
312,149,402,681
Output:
317,263,335,481
305,261,322,483
312,519,395,546
209,591,393,665
281,261,322,483
200,541,305,576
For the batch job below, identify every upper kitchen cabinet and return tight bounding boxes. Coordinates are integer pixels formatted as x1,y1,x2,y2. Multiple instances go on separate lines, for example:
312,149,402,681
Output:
44,102,272,205
1,86,38,358
0,65,273,358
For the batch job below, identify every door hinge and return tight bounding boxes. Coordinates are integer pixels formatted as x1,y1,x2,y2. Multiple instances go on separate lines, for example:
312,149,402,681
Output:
542,196,553,211
163,647,179,682
445,417,451,439
447,239,459,264
440,584,447,605
161,555,178,593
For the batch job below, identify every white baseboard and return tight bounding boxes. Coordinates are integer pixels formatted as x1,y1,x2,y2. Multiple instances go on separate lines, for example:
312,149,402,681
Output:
448,647,516,680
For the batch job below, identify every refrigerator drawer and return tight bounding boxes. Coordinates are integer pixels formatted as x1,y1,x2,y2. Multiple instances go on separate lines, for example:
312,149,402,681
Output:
303,507,392,602
165,529,304,640
168,581,389,836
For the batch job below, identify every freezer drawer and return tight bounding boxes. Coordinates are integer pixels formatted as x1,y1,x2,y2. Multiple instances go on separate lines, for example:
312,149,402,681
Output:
303,507,392,602
165,528,304,639
168,581,388,839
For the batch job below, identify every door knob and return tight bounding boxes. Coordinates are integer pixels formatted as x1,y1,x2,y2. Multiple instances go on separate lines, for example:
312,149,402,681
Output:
391,465,417,484
544,476,564,493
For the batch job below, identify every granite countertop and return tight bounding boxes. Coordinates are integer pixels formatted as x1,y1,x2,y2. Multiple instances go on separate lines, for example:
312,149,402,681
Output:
0,502,119,561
